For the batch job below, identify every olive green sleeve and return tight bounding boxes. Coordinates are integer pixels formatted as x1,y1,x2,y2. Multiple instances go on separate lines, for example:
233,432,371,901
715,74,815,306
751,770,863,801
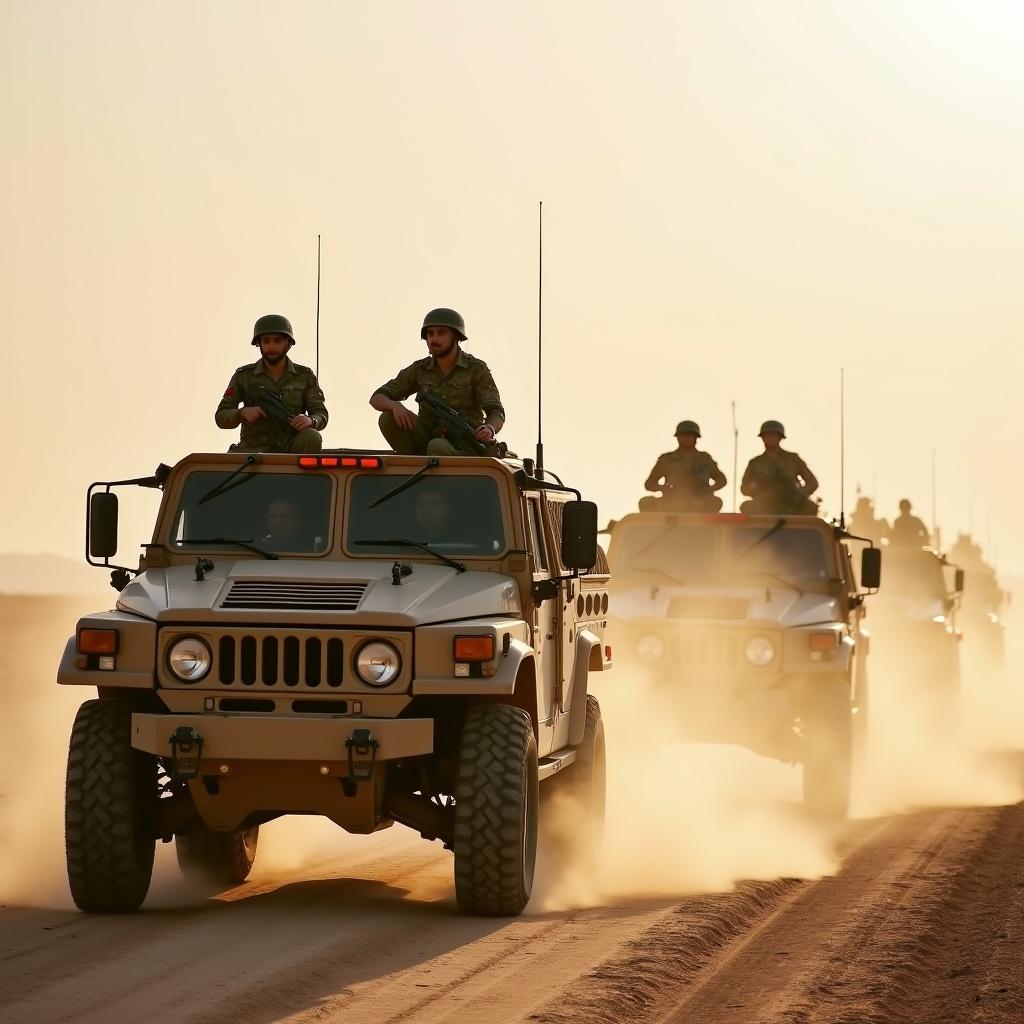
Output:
644,455,668,491
705,454,727,489
303,371,329,430
374,362,421,402
794,454,818,495
474,362,506,420
215,370,244,430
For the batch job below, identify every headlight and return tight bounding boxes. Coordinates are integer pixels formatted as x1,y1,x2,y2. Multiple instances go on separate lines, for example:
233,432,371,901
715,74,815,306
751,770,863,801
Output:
635,634,665,664
355,641,402,686
168,636,212,682
745,636,775,667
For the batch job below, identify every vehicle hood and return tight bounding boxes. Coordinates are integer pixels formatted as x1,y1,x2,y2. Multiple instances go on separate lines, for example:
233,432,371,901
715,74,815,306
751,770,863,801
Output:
609,582,841,629
115,559,520,627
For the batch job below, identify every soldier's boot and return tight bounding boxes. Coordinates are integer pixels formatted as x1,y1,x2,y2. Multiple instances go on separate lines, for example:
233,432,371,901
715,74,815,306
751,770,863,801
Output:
286,429,323,454
378,411,432,455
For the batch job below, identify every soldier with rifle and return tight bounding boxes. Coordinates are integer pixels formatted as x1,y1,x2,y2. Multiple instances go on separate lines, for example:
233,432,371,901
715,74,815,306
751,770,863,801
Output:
216,314,328,453
369,307,506,456
740,420,820,516
640,420,726,513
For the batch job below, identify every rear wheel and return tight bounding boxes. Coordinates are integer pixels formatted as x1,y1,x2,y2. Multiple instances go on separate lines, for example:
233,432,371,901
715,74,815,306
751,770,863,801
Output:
65,699,157,912
802,688,852,820
453,704,538,916
176,824,259,885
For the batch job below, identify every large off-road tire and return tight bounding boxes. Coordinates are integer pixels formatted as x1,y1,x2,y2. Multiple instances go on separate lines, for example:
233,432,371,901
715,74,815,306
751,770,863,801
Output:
65,699,157,912
802,689,853,821
453,704,538,916
176,825,259,885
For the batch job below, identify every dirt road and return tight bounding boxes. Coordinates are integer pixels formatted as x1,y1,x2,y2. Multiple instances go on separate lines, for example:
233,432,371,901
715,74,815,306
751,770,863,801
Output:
3,596,1024,1024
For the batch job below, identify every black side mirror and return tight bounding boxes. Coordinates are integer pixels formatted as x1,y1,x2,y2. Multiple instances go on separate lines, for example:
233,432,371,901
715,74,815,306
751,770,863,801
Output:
561,501,598,571
955,568,965,594
89,492,119,559
860,547,882,590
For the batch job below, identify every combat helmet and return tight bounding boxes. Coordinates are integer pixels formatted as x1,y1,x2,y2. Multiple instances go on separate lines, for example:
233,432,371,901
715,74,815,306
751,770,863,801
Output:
758,420,786,438
675,420,701,437
252,314,295,346
421,307,467,342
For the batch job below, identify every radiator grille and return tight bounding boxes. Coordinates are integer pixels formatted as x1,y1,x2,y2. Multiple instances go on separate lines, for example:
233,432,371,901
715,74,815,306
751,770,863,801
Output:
216,633,344,687
221,580,367,611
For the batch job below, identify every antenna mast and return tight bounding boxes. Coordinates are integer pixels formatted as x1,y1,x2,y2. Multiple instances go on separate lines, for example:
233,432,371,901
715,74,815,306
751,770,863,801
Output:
536,201,544,473
315,234,322,378
731,400,738,512
839,367,846,528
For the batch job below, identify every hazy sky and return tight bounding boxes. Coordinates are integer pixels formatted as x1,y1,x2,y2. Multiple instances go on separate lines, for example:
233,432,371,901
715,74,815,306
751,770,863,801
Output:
4,1,1023,569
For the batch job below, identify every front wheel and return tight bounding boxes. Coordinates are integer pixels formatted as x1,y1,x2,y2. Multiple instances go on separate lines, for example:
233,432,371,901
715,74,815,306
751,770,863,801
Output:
176,824,259,885
801,689,852,820
453,704,538,916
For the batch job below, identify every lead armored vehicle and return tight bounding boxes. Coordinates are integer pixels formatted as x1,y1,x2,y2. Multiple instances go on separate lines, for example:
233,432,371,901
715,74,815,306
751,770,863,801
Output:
60,451,610,916
605,511,880,818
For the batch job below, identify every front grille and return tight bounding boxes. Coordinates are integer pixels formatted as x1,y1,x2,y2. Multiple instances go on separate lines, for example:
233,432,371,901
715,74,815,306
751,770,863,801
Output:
668,597,749,620
217,633,345,687
221,580,368,611
671,629,741,668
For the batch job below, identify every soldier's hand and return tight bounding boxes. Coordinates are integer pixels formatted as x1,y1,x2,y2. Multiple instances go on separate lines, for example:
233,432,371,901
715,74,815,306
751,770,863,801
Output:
289,414,313,431
240,406,267,424
474,424,496,443
392,402,418,430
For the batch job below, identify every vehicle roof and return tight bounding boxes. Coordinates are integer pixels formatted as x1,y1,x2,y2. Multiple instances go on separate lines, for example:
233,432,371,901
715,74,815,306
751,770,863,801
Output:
613,511,837,532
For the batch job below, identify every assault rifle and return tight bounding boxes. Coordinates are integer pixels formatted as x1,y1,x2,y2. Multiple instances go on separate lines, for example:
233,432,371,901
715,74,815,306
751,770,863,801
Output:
252,386,296,425
416,391,509,457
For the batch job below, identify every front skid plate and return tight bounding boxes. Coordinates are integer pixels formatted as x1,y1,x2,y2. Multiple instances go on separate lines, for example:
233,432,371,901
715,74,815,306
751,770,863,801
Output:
131,713,433,762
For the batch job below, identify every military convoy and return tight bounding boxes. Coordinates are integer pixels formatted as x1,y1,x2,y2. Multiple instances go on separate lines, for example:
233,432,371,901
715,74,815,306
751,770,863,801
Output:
604,511,881,818
60,451,610,916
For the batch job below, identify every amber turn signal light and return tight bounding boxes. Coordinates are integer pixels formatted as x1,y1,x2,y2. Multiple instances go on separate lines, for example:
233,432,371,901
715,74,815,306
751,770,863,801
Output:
78,628,118,655
453,636,495,662
808,632,839,652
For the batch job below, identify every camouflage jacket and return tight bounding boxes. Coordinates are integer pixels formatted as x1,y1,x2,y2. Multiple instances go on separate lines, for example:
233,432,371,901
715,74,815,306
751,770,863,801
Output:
741,449,818,499
215,358,328,450
374,350,505,431
645,449,726,494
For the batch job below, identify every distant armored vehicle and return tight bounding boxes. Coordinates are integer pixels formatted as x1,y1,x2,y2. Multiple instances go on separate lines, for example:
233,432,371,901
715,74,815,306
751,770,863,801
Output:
605,511,880,818
60,451,610,916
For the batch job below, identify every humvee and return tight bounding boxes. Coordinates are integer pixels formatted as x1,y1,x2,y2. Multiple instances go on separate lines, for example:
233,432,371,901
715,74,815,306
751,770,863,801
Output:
604,511,881,818
59,451,611,916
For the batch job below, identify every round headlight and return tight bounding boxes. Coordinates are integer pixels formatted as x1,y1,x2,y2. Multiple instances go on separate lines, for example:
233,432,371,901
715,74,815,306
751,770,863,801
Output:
355,641,402,686
635,634,665,664
168,636,212,682
745,636,776,667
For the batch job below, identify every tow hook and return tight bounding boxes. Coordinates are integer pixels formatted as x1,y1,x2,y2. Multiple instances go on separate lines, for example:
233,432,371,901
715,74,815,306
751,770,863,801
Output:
168,726,204,780
345,728,379,782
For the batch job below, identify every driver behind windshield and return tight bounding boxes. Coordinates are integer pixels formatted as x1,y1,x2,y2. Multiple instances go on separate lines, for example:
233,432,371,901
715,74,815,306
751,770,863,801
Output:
261,499,308,552
414,488,455,542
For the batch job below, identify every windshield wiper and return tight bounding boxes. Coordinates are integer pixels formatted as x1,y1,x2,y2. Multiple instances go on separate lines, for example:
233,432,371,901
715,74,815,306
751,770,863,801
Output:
737,570,804,597
354,538,465,573
741,517,787,555
369,459,439,509
198,455,259,506
180,537,278,560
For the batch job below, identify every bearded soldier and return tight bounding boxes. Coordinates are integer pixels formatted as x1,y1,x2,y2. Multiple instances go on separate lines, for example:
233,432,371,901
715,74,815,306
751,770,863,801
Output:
640,420,726,512
740,420,819,516
369,307,505,456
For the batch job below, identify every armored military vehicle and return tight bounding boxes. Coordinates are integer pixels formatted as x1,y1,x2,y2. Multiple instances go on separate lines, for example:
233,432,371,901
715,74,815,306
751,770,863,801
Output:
60,451,610,916
604,511,881,818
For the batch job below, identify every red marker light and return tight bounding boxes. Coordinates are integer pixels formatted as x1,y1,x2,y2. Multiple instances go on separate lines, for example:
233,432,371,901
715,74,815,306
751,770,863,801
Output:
341,457,358,467
359,457,382,468
320,456,339,467
298,456,318,468
298,454,384,469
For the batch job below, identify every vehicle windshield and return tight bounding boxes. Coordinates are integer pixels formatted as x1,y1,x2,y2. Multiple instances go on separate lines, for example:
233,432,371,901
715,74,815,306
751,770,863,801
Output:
609,524,717,583
730,527,830,581
348,474,506,556
883,553,947,602
170,471,333,554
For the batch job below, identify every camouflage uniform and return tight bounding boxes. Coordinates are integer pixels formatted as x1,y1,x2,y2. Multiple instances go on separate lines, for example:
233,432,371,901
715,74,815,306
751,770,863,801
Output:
641,449,726,513
215,358,328,453
740,449,819,516
374,350,505,456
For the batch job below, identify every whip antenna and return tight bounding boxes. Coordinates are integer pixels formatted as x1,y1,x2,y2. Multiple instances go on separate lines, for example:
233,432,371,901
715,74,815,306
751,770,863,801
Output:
839,367,846,529
315,234,321,378
731,400,738,512
536,201,544,473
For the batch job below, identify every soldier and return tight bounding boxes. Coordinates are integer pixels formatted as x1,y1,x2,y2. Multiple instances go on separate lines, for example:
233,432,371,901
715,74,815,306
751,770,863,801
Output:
740,420,819,516
849,494,890,545
640,420,726,512
369,307,505,456
216,314,328,454
261,499,304,552
890,499,930,547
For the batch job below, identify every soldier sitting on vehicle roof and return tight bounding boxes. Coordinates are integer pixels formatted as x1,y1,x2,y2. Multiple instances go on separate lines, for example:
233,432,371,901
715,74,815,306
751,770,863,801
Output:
215,314,328,454
890,499,931,548
369,308,505,456
640,420,727,513
740,420,820,516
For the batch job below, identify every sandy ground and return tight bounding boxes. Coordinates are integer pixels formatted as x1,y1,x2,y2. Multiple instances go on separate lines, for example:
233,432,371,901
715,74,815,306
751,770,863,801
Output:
2,594,1024,1024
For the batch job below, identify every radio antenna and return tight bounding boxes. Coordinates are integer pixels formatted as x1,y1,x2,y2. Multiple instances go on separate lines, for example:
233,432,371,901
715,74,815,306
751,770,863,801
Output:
931,447,938,549
315,234,322,378
839,367,846,529
731,400,738,512
536,201,544,473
